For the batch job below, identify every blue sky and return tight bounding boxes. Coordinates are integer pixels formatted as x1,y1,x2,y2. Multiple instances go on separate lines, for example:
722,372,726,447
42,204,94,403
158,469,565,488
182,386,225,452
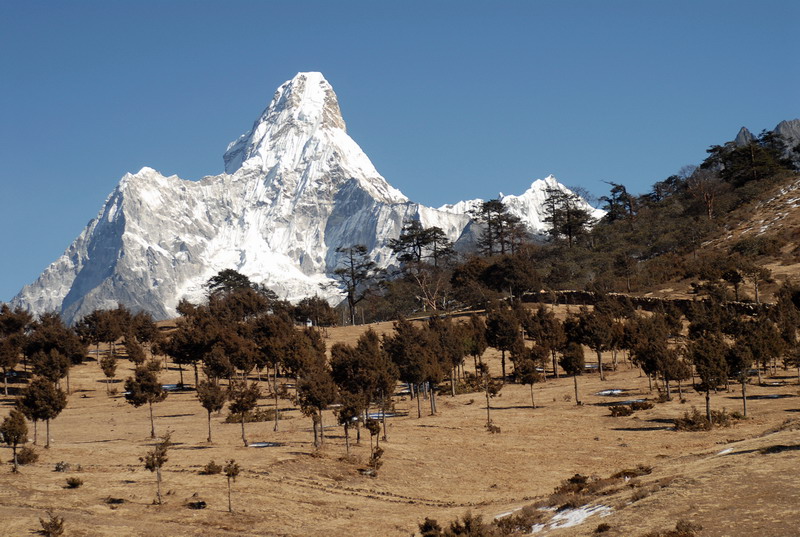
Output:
1,0,797,302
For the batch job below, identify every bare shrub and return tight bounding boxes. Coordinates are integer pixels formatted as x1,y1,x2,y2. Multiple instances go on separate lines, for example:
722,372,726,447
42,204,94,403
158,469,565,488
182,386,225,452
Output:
65,477,83,489
54,461,71,472
641,518,702,537
630,401,654,411
612,465,653,479
495,506,546,534
17,446,39,465
200,460,222,475
610,405,634,417
224,407,277,423
38,511,64,537
674,407,712,431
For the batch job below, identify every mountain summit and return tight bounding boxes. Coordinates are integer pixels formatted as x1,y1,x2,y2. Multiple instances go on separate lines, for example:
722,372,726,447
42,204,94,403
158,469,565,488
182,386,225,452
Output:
12,72,596,323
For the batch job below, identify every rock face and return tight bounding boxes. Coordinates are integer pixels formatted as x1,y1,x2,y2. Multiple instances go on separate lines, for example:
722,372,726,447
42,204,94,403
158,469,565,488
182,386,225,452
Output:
12,72,599,323
733,119,800,167
774,119,800,167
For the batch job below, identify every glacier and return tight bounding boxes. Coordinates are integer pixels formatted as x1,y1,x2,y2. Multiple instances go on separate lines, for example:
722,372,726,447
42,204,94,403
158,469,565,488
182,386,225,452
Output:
11,72,600,323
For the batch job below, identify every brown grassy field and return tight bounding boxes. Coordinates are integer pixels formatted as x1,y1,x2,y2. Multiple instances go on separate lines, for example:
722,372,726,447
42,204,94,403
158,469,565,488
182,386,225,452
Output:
1,317,799,537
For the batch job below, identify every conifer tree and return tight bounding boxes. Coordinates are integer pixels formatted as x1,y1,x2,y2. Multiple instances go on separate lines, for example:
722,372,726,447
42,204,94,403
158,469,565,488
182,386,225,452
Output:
687,333,728,422
485,304,522,381
383,318,429,418
296,360,337,449
559,342,585,405
99,354,117,394
1,408,28,472
332,245,382,325
726,343,754,417
124,361,168,438
196,380,226,442
0,304,31,396
18,377,67,448
515,345,546,409
477,362,502,428
224,459,240,513
227,380,260,447
523,306,565,378
140,431,171,505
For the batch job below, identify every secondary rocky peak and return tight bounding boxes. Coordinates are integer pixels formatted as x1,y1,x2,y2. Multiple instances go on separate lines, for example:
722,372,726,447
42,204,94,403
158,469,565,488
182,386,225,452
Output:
734,126,755,146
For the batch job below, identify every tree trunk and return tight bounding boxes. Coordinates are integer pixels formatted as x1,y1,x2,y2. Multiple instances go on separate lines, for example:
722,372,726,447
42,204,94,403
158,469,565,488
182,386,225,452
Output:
312,416,319,448
530,383,535,409
33,421,38,445
156,467,163,505
207,410,213,443
596,350,604,381
66,369,71,395
573,374,580,405
429,388,436,416
451,368,456,396
741,378,748,417
240,413,248,447
3,369,8,396
46,419,51,448
12,444,18,473
552,350,559,378
194,363,199,387
705,390,711,423
344,423,350,456
485,386,492,427
665,375,671,401
501,350,506,381
273,375,280,432
416,385,422,418
149,402,156,439
381,392,388,442
227,477,233,513
757,362,763,385
178,364,184,386
319,410,325,446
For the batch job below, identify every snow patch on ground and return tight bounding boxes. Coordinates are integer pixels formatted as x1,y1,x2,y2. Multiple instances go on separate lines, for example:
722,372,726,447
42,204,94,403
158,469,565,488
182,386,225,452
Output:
595,389,625,396
530,505,613,534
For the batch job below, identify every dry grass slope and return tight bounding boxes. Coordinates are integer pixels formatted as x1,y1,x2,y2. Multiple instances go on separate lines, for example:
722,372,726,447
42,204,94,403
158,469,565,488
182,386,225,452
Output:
1,318,798,536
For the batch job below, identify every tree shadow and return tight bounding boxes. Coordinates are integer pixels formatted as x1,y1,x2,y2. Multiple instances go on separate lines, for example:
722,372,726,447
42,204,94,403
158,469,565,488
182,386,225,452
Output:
612,426,672,431
727,394,797,400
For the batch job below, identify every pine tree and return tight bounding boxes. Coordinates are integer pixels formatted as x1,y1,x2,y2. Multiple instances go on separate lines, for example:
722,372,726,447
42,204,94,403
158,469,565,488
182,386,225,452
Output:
196,380,226,443
485,304,522,381
140,431,171,505
559,342,585,405
331,245,383,325
0,305,31,396
296,362,337,449
1,408,28,472
99,354,117,394
124,362,168,438
18,377,66,448
224,459,240,513
687,333,728,422
227,380,260,447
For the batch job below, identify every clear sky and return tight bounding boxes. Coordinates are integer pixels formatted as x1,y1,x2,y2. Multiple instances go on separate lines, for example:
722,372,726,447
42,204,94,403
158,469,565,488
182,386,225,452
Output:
1,0,797,302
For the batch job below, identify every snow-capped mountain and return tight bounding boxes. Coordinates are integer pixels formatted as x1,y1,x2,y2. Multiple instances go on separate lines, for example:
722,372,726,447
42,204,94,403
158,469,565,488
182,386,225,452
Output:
12,72,599,323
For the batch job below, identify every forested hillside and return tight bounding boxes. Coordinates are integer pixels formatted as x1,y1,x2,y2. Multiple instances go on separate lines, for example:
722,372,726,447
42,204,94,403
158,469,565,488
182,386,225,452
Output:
355,123,800,322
